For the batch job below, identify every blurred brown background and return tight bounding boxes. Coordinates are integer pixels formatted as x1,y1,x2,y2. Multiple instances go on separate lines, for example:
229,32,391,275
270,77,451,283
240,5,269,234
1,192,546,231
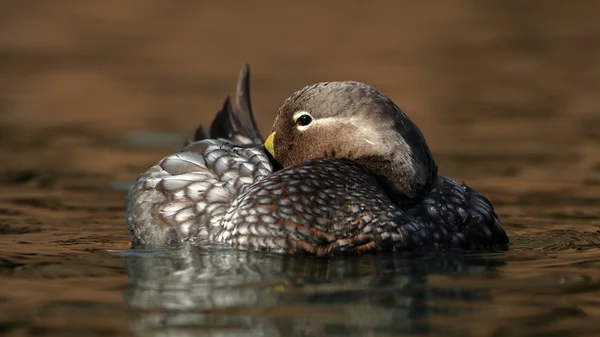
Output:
0,0,599,190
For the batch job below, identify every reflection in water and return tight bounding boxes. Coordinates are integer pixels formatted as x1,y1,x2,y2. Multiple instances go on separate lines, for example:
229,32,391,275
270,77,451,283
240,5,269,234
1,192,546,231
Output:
123,246,505,336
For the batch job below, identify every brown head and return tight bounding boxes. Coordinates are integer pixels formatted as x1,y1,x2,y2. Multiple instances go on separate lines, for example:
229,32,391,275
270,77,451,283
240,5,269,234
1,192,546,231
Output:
264,81,438,200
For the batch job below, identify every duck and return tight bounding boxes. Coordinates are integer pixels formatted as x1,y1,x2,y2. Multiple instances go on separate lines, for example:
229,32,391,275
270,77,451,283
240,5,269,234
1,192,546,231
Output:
126,64,509,256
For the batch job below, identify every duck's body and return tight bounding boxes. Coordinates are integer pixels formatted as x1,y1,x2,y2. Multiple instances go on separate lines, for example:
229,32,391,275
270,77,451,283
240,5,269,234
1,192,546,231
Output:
126,65,509,255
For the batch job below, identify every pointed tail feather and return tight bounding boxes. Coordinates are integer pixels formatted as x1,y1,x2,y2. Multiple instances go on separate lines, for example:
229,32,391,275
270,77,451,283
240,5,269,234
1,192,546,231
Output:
187,64,264,147
232,64,262,143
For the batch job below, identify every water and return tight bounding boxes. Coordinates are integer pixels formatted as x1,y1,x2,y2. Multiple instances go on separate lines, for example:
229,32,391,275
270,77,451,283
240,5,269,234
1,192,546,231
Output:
2,1,600,336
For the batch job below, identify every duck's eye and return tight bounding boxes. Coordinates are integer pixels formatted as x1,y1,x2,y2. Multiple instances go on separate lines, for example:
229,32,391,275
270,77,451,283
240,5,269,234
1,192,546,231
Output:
295,113,313,127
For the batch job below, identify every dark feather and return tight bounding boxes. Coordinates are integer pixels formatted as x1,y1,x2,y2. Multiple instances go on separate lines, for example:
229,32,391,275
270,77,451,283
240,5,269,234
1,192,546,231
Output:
187,64,264,146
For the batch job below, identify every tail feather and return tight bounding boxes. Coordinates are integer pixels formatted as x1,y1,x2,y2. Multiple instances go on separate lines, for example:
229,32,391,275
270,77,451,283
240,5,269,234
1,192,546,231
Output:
208,96,237,139
188,64,264,147
232,64,262,142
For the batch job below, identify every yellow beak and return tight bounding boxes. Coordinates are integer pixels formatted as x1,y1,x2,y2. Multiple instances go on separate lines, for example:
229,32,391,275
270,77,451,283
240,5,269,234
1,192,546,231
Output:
264,132,276,157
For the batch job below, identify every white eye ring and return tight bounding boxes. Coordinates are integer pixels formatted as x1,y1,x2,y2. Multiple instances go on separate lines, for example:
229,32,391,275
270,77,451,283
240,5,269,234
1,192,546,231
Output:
293,111,313,131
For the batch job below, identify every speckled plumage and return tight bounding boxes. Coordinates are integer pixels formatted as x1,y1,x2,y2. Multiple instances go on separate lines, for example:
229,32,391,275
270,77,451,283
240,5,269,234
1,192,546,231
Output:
126,65,509,256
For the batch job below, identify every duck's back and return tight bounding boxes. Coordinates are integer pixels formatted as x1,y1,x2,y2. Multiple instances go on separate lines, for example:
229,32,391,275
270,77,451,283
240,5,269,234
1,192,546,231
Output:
126,151,509,254
126,140,272,246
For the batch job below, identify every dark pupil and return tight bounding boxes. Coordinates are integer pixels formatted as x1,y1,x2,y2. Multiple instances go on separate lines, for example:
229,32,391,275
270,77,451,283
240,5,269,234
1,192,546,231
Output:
297,114,312,126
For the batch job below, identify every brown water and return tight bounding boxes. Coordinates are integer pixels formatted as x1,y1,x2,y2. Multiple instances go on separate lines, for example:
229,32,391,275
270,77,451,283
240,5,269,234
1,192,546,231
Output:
2,1,600,336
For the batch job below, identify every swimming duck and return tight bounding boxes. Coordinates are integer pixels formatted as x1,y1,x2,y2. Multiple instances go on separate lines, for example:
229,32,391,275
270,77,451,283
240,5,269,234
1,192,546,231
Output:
126,65,509,256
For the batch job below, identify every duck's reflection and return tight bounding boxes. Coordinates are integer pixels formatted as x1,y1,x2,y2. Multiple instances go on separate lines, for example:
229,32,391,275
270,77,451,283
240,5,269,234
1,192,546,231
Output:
124,246,505,337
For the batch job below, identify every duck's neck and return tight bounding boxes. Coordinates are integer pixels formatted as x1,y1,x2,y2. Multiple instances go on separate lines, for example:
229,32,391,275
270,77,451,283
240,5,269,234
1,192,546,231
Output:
356,153,438,207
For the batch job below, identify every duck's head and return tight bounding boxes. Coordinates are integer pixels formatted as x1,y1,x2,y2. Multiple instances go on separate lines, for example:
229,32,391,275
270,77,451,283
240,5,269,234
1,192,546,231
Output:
264,81,438,200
